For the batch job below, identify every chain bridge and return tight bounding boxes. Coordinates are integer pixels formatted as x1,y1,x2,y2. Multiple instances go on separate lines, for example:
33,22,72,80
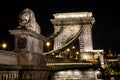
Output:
0,8,105,80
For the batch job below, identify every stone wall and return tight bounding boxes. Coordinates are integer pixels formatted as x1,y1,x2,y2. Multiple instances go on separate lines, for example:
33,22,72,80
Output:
0,50,17,65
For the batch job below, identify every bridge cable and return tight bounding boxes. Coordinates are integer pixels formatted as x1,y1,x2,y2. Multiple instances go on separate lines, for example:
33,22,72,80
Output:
43,25,84,55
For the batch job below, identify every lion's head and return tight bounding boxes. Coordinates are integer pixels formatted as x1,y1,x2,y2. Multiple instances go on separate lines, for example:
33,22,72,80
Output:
18,8,40,34
19,8,35,26
19,9,30,25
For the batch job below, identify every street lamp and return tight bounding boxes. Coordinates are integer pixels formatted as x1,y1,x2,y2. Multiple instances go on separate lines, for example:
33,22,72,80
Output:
72,46,75,49
66,48,73,58
66,48,70,52
46,41,50,47
45,41,51,52
75,51,79,60
71,46,75,58
66,48,70,58
2,43,7,49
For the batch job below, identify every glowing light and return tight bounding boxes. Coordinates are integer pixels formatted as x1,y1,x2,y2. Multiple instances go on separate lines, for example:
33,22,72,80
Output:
75,51,79,60
76,51,79,55
66,48,70,52
45,41,50,47
52,53,55,55
72,46,75,49
83,55,88,59
2,43,7,49
92,50,104,53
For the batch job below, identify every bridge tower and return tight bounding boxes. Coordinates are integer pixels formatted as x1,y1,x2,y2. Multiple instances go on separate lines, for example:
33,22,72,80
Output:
50,12,95,52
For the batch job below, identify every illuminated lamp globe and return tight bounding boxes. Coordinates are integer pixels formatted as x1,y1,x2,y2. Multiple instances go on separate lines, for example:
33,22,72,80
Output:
2,43,7,49
46,41,50,47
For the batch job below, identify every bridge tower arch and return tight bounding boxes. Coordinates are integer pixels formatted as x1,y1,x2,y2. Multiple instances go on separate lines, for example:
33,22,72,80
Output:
50,12,95,52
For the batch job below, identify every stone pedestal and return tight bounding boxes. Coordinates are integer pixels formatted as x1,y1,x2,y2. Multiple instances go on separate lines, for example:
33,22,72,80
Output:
9,28,46,66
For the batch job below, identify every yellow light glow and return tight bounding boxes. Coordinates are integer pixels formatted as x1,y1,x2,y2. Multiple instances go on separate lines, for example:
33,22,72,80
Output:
66,48,70,52
83,55,89,60
76,51,79,55
72,46,75,49
52,53,55,55
2,43,7,49
75,51,79,60
46,41,50,47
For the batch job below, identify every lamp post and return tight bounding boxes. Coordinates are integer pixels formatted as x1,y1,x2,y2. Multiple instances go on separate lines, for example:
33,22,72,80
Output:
72,46,75,49
2,43,7,50
71,46,75,58
66,46,76,59
75,51,79,60
66,48,70,58
45,41,51,52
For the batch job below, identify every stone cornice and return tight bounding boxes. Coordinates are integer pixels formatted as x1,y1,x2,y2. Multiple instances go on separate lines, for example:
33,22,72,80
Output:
0,50,17,56
9,29,47,41
50,17,95,26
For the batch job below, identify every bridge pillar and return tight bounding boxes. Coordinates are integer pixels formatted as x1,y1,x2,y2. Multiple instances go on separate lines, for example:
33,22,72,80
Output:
78,24,93,52
50,12,95,52
9,8,47,66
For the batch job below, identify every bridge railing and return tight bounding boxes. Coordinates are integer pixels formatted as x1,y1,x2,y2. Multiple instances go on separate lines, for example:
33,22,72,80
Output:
0,71,19,80
45,56,99,66
0,65,51,80
45,56,79,63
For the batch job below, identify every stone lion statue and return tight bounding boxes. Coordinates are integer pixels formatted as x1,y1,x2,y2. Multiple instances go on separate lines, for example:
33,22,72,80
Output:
19,8,41,34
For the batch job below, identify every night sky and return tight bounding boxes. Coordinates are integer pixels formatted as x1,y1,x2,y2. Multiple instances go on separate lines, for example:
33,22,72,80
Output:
0,0,120,53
